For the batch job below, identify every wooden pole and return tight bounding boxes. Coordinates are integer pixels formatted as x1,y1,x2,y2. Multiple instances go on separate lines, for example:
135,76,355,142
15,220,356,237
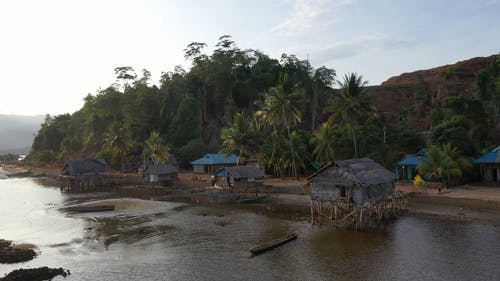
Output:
310,199,314,225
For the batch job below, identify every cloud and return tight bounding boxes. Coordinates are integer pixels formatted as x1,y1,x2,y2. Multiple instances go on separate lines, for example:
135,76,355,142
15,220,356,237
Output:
312,34,412,62
271,0,353,36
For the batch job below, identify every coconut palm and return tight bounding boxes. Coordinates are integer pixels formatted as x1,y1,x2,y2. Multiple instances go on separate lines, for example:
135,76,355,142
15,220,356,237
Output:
261,74,303,178
220,112,258,164
417,144,471,188
145,131,170,164
326,73,372,157
311,123,335,161
281,131,308,174
440,144,472,187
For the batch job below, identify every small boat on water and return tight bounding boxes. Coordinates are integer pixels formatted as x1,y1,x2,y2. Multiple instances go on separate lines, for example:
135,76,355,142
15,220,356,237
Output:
64,205,115,213
249,232,297,256
236,194,270,204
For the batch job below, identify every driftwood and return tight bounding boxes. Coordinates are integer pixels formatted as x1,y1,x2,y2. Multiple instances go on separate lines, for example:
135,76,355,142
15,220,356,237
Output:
64,205,115,213
250,232,297,256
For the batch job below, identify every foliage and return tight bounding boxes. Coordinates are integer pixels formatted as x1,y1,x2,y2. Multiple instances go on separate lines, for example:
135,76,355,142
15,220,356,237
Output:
261,73,304,178
311,123,335,161
144,131,170,164
220,112,259,162
417,144,472,187
25,37,496,183
326,73,373,157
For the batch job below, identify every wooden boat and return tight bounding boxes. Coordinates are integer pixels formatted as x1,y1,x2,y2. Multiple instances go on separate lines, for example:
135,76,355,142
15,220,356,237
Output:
249,232,297,256
64,205,115,213
236,194,270,204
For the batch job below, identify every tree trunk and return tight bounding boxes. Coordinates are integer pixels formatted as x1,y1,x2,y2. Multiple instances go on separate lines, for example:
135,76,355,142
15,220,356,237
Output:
286,126,298,179
311,86,319,131
202,86,208,122
351,125,358,158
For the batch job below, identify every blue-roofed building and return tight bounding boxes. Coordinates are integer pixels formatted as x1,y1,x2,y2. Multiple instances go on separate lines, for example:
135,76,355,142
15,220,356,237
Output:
395,149,427,180
473,146,500,184
190,153,238,174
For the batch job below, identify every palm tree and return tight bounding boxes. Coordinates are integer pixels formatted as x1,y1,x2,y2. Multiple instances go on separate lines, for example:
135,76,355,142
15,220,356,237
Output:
326,73,372,157
417,146,445,181
440,144,472,187
311,123,335,161
220,112,257,164
417,145,472,188
145,131,170,164
281,131,308,174
261,74,303,178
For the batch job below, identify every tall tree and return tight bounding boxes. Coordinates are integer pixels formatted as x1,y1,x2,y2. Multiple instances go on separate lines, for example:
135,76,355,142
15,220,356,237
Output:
326,73,372,157
145,131,170,164
262,74,303,178
311,66,336,130
220,112,258,164
311,123,335,161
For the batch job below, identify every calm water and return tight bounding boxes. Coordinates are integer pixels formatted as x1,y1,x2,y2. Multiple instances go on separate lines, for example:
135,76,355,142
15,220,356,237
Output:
1,176,500,281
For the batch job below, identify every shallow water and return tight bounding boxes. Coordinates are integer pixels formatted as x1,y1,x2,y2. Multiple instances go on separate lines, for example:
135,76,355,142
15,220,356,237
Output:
1,177,500,281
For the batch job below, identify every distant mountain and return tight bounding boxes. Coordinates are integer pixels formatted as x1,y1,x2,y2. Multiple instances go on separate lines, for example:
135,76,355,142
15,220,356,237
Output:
0,114,44,154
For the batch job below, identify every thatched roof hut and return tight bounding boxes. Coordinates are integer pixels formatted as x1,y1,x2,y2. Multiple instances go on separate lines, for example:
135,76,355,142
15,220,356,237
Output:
143,163,178,183
215,166,266,188
308,158,397,206
61,159,108,177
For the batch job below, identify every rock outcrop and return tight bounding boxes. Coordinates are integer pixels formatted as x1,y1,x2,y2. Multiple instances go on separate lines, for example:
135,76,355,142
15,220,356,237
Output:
369,55,497,129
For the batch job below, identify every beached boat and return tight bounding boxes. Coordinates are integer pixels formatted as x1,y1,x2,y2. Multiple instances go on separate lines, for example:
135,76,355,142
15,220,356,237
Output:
249,232,297,256
64,205,115,213
236,194,270,204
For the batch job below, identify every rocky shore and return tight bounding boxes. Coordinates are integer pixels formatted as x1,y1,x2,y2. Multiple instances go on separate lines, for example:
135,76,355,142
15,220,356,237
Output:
0,239,70,281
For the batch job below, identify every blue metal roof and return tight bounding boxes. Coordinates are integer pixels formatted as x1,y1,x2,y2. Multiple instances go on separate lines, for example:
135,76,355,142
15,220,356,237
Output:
473,146,500,164
191,154,238,165
397,155,425,166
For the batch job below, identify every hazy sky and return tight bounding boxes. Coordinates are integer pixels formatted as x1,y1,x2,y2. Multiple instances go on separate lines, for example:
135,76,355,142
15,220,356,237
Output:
0,0,499,116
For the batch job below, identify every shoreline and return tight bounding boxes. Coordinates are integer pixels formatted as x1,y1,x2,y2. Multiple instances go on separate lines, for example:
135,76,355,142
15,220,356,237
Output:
2,164,500,226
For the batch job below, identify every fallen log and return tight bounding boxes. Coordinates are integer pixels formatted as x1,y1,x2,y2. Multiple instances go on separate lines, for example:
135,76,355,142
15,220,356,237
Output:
250,232,297,256
63,205,115,213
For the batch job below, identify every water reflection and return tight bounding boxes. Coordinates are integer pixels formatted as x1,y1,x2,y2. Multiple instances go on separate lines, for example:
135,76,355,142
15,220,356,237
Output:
1,178,500,281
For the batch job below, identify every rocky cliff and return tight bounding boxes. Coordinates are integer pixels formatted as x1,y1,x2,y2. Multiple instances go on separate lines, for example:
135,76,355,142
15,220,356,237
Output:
370,55,497,129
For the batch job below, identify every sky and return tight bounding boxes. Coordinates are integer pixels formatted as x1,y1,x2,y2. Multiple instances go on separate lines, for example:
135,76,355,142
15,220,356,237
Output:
0,0,499,116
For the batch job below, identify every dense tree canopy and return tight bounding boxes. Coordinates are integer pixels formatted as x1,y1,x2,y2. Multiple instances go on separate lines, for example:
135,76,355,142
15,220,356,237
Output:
26,39,499,183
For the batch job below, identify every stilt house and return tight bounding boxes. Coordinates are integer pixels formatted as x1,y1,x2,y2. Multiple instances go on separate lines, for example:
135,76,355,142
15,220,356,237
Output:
60,158,109,191
215,166,266,188
308,158,405,227
143,163,178,184
309,158,397,205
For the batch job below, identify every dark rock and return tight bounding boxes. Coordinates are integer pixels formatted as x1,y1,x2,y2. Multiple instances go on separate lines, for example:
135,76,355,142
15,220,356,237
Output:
0,239,37,264
0,267,70,281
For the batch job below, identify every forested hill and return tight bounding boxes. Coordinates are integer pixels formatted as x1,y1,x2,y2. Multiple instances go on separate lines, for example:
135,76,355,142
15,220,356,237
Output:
370,55,499,131
26,35,500,179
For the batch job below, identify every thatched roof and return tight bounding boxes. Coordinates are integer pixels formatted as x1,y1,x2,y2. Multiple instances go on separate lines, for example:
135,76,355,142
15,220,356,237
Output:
308,158,396,186
61,159,107,176
215,166,265,179
143,163,178,175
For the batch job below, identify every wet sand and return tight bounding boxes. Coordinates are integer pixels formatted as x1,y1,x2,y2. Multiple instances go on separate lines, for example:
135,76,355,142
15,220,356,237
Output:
3,164,500,225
